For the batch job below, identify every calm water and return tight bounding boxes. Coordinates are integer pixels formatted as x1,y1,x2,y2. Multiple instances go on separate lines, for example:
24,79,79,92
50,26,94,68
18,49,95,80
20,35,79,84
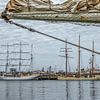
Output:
0,80,99,100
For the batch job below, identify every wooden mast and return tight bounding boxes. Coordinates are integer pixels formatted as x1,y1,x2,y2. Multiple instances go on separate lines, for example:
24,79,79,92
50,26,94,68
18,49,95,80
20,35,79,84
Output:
5,43,9,73
19,42,22,73
78,35,80,78
59,39,72,76
30,44,33,72
92,40,94,77
65,39,68,76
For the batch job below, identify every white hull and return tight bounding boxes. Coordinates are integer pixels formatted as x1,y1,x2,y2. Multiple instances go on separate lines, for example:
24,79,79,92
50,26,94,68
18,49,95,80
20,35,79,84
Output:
0,75,39,81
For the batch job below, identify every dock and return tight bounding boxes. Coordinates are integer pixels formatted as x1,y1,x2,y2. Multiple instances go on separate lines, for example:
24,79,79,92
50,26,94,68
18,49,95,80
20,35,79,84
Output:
36,73,58,80
31,72,100,81
58,76,100,81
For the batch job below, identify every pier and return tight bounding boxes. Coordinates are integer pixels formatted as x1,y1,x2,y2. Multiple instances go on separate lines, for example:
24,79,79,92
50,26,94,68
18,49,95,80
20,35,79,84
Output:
37,73,58,80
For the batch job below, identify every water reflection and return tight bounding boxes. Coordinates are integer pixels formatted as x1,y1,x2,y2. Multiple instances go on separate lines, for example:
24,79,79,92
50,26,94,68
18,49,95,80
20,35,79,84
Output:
90,81,96,100
78,81,82,100
65,81,100,100
0,81,99,100
4,81,34,100
5,82,9,100
66,81,72,100
19,82,22,100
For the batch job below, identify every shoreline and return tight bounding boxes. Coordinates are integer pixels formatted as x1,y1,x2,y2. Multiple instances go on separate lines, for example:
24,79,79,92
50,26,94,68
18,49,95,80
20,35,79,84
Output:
58,76,100,81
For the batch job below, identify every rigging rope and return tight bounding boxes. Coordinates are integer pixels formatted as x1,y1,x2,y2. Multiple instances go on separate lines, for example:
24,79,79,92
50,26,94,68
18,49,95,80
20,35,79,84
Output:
5,20,100,55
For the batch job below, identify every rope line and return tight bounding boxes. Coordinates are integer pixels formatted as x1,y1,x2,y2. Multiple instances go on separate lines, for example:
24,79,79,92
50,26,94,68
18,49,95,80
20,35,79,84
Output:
5,20,100,55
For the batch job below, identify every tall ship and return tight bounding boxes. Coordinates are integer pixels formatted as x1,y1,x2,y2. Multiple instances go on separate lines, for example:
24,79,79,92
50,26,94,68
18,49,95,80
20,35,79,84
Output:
0,42,39,81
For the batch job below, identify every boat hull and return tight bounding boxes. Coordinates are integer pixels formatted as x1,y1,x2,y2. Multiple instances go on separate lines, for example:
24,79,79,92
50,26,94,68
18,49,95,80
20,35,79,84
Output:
0,75,39,81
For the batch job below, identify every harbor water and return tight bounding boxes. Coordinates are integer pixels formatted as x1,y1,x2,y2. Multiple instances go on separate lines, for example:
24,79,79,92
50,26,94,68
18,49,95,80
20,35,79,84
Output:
0,0,100,100
0,80,100,100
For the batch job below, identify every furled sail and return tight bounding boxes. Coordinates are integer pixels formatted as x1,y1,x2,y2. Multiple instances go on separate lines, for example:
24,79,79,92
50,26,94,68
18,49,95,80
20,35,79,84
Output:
1,0,100,27
4,0,100,13
72,0,100,12
6,0,76,12
6,0,53,12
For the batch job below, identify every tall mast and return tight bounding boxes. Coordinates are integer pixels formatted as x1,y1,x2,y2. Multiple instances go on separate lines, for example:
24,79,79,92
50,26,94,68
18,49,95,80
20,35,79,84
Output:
10,42,30,71
19,42,22,72
92,40,94,76
59,39,72,76
78,35,81,78
30,44,33,72
0,44,12,72
5,43,9,73
0,42,31,72
65,39,68,76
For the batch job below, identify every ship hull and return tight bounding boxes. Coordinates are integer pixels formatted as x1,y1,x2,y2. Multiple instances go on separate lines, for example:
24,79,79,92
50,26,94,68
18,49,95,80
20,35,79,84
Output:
0,75,38,81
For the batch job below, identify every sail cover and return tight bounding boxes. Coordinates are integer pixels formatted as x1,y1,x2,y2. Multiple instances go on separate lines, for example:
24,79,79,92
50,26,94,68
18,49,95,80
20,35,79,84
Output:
5,0,100,13
6,0,76,12
6,0,54,12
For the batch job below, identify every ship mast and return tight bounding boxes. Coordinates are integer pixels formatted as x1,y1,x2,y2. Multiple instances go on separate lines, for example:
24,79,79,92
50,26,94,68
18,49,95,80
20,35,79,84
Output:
77,35,81,78
91,40,94,77
0,42,33,72
19,42,22,72
10,42,30,72
5,43,9,73
0,43,11,72
59,39,72,76
30,44,33,72
65,40,68,76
